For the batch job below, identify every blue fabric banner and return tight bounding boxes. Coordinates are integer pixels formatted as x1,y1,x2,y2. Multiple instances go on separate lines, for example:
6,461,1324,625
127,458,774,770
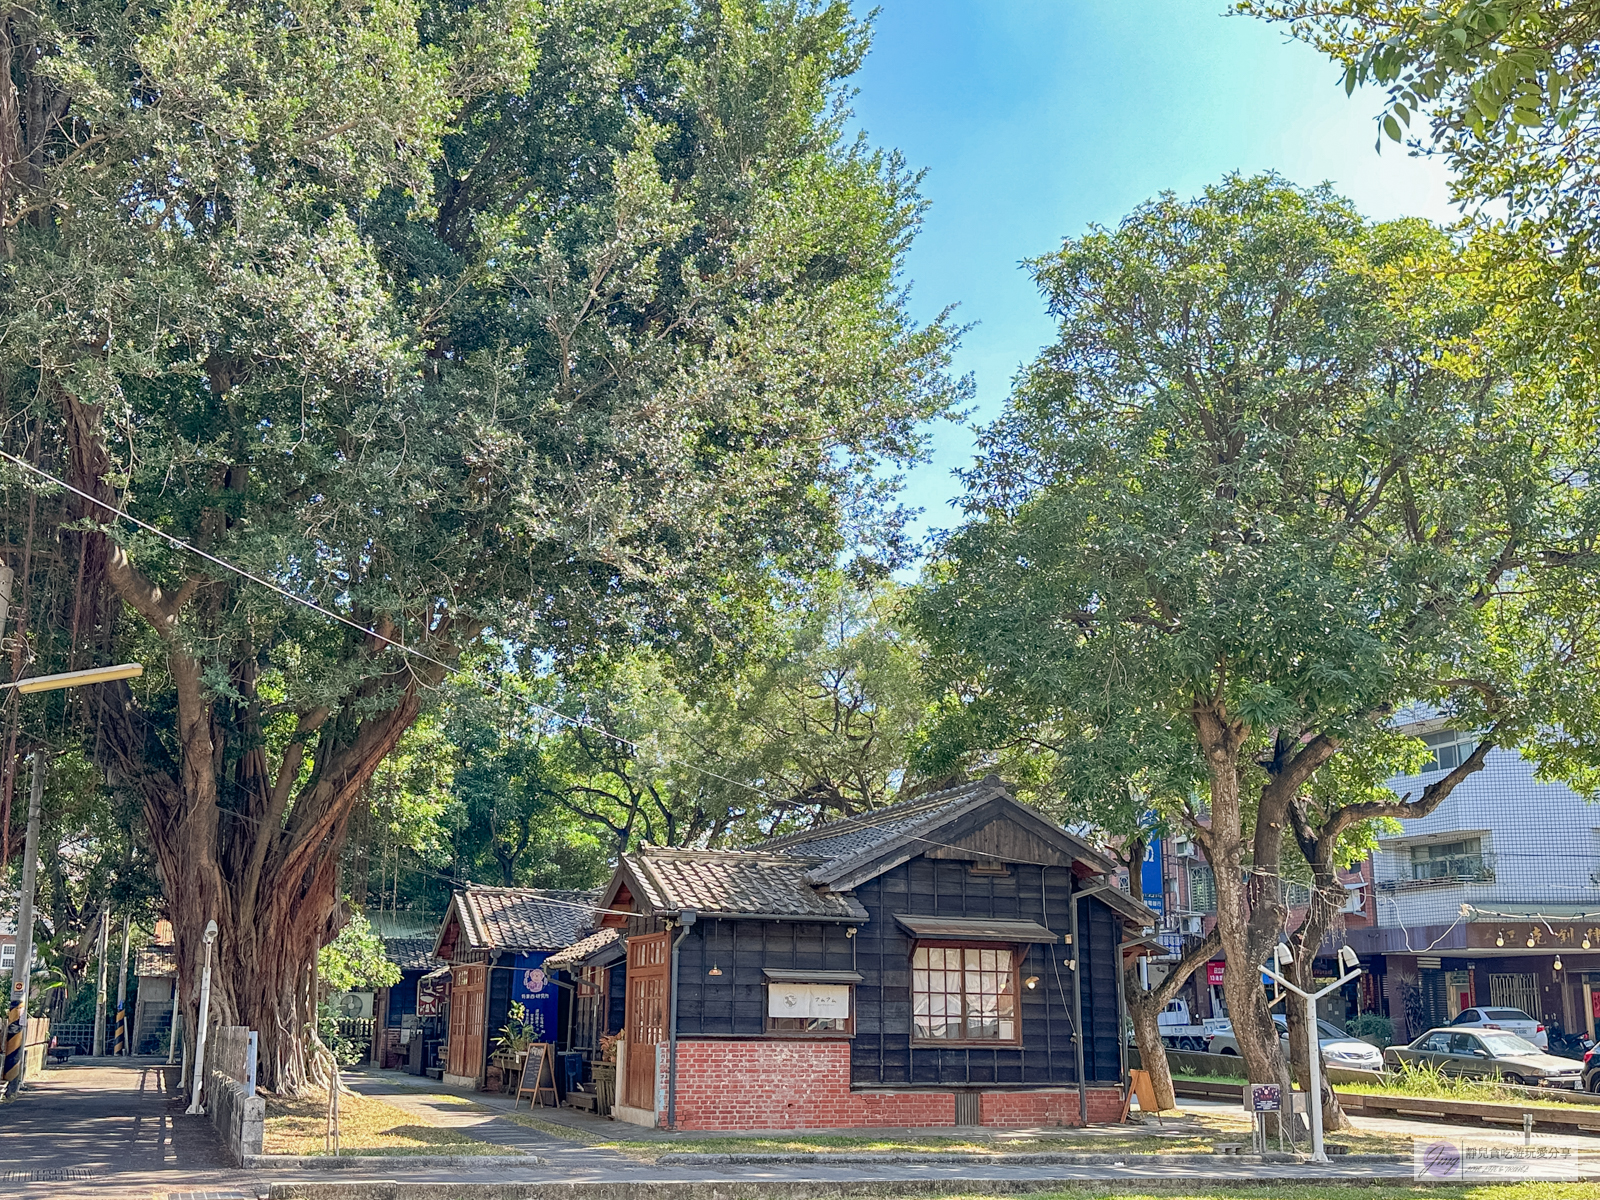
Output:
512,952,559,1043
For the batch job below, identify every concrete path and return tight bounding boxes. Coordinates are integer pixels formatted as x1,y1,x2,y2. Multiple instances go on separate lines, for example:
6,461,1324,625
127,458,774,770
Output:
0,1058,245,1199
11,1062,1600,1199
1178,1094,1600,1155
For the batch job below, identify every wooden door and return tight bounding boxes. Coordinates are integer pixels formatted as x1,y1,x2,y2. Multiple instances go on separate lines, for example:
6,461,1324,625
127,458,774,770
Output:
622,933,669,1110
447,964,486,1081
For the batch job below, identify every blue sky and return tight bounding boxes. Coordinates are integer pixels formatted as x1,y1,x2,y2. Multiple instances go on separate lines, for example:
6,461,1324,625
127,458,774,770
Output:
851,1,1460,547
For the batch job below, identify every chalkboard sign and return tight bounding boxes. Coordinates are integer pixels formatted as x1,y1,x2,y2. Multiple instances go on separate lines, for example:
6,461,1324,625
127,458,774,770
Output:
515,1042,559,1109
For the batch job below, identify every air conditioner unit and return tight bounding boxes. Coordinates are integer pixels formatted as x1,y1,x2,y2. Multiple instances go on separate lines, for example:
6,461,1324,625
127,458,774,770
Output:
1170,837,1196,859
333,991,375,1019
1185,916,1202,935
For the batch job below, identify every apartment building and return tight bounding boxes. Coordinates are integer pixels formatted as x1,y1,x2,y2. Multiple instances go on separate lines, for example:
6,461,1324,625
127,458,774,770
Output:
1341,721,1600,1043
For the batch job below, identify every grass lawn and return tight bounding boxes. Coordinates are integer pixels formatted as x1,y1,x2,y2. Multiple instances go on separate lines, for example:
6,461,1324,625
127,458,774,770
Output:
263,1088,518,1156
899,1189,1600,1200
1337,1079,1600,1112
573,1107,1416,1161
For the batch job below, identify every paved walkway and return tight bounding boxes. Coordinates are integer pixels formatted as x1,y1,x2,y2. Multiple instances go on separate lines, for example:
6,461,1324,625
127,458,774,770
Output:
11,1062,1600,1199
1178,1095,1600,1155
0,1058,240,1198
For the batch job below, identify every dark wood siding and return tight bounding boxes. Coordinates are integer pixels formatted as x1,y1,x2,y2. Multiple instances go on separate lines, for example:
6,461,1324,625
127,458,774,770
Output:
486,956,513,1072
1082,895,1124,1083
849,859,1084,1088
667,853,1126,1090
673,918,858,1036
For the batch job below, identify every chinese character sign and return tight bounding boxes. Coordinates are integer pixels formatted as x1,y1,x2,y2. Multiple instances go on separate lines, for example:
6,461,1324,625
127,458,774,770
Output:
1141,836,1165,915
513,953,558,1043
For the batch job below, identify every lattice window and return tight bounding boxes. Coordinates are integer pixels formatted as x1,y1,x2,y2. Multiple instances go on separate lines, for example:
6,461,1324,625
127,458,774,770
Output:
911,946,1017,1043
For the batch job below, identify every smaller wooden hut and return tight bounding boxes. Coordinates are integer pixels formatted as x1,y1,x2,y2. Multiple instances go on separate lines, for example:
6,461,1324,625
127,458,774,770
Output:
432,886,596,1089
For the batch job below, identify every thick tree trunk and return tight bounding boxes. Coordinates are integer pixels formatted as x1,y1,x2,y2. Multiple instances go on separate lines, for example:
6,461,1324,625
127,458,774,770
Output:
1127,990,1176,1112
1192,704,1288,1094
1122,927,1221,1114
62,382,450,1093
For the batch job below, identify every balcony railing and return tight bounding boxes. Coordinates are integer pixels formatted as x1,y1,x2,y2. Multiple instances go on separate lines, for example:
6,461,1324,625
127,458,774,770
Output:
1377,854,1495,892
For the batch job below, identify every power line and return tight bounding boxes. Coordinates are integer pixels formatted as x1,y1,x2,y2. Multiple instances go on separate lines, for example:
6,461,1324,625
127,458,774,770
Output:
0,449,783,804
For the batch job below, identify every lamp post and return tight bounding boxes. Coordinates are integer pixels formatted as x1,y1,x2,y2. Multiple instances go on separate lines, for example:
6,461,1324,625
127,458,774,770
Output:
2,662,144,1097
187,920,219,1115
1259,943,1363,1164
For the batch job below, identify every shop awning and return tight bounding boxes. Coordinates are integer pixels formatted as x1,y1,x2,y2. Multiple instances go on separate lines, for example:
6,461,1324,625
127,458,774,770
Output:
894,916,1058,943
762,969,864,983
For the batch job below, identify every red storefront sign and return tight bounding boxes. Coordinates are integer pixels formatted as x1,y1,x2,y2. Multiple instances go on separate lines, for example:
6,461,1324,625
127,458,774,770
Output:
1206,962,1226,986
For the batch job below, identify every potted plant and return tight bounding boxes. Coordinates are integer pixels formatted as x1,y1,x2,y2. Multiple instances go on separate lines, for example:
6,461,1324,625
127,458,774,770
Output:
495,1002,537,1063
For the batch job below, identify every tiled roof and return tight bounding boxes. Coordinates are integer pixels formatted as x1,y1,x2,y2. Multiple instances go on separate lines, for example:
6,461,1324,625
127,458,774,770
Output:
384,938,441,973
543,926,624,972
755,779,995,861
628,849,868,921
449,887,600,953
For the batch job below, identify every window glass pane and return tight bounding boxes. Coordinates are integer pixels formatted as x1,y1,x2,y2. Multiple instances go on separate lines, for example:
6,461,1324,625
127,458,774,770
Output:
911,944,1016,1041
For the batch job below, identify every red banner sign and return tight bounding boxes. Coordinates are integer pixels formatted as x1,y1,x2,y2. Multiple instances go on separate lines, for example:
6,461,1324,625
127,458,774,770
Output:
1206,962,1225,986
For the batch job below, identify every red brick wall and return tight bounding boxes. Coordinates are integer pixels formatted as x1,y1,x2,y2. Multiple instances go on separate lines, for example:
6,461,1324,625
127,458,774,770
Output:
662,1039,1124,1131
981,1086,1124,1126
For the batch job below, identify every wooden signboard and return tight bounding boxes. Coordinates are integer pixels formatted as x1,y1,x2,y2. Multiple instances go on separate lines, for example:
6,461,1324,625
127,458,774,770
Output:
516,1042,559,1108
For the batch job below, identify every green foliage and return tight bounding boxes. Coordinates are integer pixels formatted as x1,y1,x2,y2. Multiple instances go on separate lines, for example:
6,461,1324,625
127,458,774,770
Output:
1241,1,1589,146
317,913,400,995
315,1002,371,1067
1348,1012,1394,1047
494,1001,538,1056
0,0,960,1084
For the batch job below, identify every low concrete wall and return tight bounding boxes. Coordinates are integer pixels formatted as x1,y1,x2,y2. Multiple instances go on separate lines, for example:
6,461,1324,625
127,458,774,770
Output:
207,1065,265,1164
204,1025,263,1165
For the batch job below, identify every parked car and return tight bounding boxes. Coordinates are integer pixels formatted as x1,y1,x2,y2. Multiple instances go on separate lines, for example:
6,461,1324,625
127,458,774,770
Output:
1207,1014,1385,1071
1583,1047,1600,1093
1386,1027,1581,1088
1448,1006,1548,1049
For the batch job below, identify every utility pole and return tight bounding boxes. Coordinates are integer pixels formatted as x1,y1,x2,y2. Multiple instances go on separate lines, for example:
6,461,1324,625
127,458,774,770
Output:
93,904,111,1056
114,915,130,1055
0,657,143,1096
3,751,44,1096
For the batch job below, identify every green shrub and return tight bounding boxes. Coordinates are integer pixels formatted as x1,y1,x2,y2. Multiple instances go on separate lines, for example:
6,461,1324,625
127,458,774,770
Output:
1349,1013,1393,1047
1367,1058,1521,1103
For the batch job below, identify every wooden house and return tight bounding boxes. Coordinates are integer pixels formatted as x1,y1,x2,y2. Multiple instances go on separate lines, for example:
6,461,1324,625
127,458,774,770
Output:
432,886,596,1089
371,938,444,1070
569,776,1155,1131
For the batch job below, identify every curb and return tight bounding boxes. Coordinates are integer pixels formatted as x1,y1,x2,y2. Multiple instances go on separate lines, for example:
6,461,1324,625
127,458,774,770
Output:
652,1151,1410,1166
262,1175,1424,1200
244,1154,541,1170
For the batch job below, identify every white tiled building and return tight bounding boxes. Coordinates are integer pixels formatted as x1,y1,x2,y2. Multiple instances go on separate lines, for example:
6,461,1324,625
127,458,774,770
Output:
1347,719,1600,1042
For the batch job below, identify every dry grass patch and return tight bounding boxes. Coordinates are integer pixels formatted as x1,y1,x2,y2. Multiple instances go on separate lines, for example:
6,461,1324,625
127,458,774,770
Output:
263,1088,519,1157
917,1188,1600,1200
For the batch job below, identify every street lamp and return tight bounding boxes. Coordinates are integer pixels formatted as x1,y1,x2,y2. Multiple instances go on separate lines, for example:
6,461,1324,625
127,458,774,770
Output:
3,662,144,1097
1260,943,1363,1164
187,920,219,1115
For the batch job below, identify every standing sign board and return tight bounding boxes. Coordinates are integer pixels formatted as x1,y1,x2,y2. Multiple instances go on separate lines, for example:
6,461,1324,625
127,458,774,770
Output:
1247,1083,1282,1112
515,1042,559,1108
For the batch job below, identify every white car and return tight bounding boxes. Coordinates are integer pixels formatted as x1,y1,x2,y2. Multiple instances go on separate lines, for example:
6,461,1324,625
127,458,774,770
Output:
1207,1014,1385,1071
1448,1007,1548,1050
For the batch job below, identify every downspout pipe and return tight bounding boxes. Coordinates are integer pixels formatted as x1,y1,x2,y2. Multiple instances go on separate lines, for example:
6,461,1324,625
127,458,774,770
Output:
1070,881,1116,1127
1069,882,1086,1126
666,908,697,1129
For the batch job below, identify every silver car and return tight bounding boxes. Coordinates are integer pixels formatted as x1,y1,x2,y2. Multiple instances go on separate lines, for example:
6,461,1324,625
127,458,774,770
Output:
1448,1006,1548,1050
1208,1014,1385,1071
1386,1028,1580,1088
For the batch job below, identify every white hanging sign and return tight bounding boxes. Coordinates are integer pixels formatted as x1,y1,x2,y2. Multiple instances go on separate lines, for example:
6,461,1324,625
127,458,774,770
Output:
767,982,851,1019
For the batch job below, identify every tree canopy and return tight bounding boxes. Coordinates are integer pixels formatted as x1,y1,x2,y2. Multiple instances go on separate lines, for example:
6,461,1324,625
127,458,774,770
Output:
914,171,1600,1091
0,0,961,1088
